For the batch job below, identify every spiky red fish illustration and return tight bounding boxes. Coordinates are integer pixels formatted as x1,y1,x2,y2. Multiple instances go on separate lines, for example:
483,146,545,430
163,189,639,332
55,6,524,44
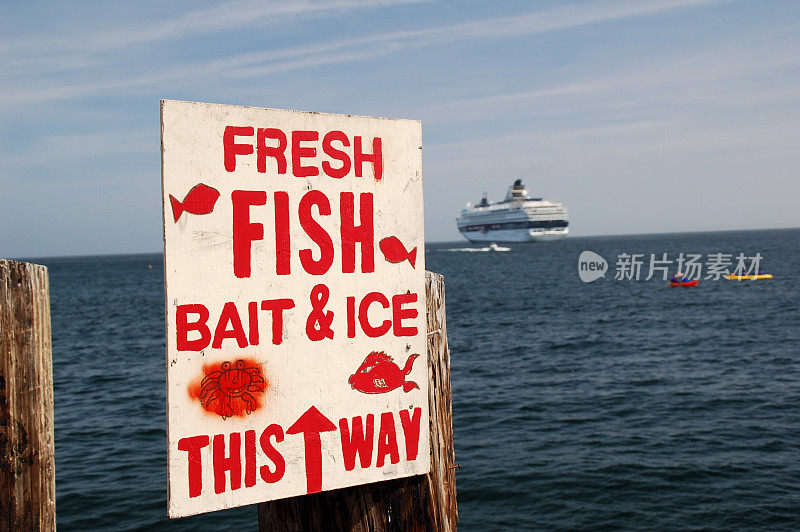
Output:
169,183,220,222
348,352,420,394
379,236,417,268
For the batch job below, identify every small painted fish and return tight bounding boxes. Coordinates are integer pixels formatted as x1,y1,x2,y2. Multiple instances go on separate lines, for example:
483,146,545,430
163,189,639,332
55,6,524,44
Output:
348,352,419,394
379,236,417,268
169,183,220,222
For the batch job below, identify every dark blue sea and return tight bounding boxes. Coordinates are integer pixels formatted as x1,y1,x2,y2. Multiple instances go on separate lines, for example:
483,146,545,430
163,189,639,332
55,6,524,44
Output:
33,228,800,530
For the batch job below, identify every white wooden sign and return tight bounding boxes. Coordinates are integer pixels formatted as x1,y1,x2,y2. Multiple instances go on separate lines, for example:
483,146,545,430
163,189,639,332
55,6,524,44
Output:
161,100,428,518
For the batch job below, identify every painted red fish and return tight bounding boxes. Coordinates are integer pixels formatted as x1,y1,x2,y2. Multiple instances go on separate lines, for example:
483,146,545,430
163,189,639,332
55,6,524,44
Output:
348,352,419,394
379,236,417,268
169,183,220,222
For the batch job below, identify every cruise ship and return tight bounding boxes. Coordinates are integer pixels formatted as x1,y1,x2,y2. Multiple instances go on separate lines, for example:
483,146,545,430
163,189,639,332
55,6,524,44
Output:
456,180,569,242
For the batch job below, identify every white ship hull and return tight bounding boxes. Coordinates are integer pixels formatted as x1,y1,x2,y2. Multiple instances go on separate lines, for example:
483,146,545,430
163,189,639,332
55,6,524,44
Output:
460,228,568,243
456,180,569,244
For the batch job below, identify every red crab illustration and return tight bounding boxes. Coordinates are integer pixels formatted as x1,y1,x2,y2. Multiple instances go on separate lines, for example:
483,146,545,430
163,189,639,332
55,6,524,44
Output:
199,359,266,418
348,352,420,394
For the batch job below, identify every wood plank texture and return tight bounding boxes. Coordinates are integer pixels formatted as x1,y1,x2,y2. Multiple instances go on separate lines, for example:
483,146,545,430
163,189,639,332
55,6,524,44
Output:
0,260,56,530
258,271,457,531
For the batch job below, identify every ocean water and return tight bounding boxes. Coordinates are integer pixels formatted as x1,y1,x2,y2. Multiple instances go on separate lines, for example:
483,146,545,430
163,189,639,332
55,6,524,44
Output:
33,228,800,530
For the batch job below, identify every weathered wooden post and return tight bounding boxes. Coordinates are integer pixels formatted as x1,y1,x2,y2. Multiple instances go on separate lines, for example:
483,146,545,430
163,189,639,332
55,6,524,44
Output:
257,271,457,531
0,260,56,530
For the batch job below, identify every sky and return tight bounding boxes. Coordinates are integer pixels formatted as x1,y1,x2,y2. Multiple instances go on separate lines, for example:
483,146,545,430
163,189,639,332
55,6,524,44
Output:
2,0,799,257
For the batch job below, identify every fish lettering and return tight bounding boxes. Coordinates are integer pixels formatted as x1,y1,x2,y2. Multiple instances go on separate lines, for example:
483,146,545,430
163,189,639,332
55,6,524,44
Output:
379,236,417,268
169,183,221,222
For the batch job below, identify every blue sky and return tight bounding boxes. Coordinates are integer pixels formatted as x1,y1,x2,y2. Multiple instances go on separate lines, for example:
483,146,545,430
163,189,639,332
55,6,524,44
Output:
2,0,799,257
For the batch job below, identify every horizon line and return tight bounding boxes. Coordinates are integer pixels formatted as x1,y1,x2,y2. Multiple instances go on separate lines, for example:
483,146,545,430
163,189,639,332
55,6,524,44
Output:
6,225,799,262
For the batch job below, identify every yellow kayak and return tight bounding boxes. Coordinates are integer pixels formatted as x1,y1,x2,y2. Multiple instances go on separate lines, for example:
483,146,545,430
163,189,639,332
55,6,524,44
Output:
725,274,773,280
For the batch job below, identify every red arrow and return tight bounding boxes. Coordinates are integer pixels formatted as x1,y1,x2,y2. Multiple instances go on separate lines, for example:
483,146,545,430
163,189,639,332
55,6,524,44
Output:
287,406,337,494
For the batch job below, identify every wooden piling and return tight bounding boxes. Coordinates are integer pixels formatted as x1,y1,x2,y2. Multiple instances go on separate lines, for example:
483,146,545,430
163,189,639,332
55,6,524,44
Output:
258,271,457,531
0,260,56,530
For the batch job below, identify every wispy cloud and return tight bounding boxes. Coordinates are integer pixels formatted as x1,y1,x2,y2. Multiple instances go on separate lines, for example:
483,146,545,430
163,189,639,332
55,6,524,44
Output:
0,0,731,109
0,129,155,171
421,26,800,126
1,0,430,56
181,0,734,80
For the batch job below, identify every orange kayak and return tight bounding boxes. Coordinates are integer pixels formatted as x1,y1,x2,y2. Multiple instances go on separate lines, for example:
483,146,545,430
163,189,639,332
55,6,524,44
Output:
669,280,699,287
